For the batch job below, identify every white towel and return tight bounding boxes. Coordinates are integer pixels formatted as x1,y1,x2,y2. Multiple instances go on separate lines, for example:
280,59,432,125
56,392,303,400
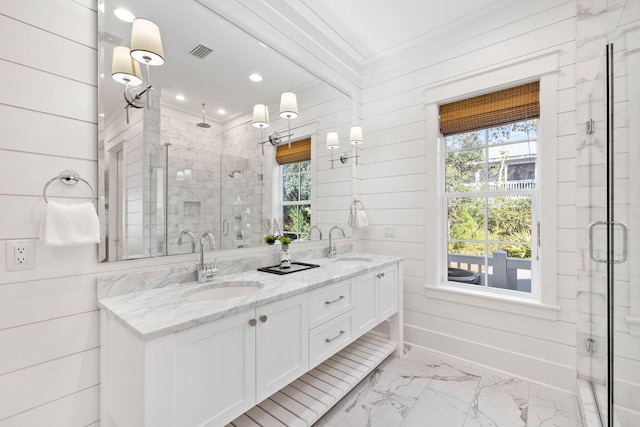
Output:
40,201,100,246
356,210,369,228
348,209,370,228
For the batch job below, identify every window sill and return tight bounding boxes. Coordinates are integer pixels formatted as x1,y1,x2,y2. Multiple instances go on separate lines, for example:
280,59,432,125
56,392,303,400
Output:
424,283,559,321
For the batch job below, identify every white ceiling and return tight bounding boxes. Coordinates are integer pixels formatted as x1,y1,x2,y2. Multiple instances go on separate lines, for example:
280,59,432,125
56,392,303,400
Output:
297,0,512,61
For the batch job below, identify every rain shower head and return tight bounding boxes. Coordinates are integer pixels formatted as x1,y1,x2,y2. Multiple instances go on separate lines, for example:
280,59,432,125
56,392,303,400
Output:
197,103,211,128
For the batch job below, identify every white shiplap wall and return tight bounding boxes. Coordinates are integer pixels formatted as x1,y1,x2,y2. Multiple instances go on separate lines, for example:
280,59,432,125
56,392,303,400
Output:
360,0,579,391
0,0,101,424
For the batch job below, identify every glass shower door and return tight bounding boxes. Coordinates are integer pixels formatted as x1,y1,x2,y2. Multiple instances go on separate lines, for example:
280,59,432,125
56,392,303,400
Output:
581,1,640,424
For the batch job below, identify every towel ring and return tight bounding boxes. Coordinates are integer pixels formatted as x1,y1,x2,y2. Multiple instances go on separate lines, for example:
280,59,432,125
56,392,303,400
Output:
353,199,364,210
43,170,95,203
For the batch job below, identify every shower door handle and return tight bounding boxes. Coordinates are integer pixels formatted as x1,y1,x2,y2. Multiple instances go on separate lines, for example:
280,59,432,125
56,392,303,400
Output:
223,219,229,236
588,221,608,263
613,221,629,264
588,220,629,264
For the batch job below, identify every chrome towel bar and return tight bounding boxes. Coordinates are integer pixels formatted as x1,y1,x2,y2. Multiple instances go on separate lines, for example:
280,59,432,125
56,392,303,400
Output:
43,170,95,203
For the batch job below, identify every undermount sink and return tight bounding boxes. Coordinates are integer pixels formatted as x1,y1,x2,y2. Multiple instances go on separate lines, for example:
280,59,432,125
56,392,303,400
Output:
334,256,374,263
186,281,265,302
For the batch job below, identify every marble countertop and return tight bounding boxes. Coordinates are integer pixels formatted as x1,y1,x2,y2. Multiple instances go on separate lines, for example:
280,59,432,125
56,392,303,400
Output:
98,253,402,341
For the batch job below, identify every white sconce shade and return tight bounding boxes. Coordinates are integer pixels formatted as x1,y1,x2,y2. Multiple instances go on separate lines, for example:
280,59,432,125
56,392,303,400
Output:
111,46,142,86
176,171,185,181
279,92,298,119
349,126,364,144
326,132,340,150
252,104,270,128
183,169,192,179
130,18,165,65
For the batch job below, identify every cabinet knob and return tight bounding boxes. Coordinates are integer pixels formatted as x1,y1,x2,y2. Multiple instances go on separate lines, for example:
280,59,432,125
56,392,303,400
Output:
249,319,257,327
259,315,268,323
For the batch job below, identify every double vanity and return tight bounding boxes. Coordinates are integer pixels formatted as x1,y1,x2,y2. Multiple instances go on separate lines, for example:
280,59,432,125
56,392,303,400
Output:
98,252,403,426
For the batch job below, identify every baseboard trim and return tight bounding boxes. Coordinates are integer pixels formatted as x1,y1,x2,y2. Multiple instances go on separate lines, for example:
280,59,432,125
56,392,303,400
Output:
404,323,577,392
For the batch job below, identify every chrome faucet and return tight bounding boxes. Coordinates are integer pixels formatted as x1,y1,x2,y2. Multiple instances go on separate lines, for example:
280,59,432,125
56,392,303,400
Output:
197,231,218,283
177,230,196,253
309,224,323,240
328,226,346,258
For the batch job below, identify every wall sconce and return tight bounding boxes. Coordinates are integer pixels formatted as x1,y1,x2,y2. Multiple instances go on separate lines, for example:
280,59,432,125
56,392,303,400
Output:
252,104,270,155
279,92,298,148
253,103,294,155
327,126,364,169
111,18,165,124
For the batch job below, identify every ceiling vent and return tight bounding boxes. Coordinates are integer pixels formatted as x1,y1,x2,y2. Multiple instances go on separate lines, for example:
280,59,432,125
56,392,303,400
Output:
98,31,124,46
189,43,213,59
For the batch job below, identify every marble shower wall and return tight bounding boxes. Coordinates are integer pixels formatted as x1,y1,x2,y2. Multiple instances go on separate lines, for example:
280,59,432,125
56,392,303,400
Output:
160,110,263,254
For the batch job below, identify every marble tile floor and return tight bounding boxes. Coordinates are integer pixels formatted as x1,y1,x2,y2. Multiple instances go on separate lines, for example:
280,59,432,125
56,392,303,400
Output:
314,344,583,427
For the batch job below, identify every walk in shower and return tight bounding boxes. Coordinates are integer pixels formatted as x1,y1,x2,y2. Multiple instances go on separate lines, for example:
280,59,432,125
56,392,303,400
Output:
577,1,640,425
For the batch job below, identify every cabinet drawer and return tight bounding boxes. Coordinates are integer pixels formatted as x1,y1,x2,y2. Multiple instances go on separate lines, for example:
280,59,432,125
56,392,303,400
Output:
309,312,352,368
308,280,355,328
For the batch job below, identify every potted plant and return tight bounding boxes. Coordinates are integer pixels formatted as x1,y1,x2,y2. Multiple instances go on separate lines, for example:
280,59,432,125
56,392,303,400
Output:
277,235,292,249
263,234,276,245
278,236,292,269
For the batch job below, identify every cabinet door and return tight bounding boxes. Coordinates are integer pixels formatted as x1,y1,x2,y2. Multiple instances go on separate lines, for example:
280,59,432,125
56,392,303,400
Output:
378,265,398,320
256,293,309,402
353,273,378,337
174,310,256,427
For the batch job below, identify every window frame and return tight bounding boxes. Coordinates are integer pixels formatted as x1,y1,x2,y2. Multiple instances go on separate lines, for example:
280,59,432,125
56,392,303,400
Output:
424,52,561,320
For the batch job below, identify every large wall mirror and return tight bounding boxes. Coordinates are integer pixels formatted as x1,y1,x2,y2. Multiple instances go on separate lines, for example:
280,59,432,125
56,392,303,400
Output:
98,0,354,262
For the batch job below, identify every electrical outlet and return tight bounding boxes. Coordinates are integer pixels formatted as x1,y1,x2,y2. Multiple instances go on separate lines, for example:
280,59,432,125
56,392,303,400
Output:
6,240,35,271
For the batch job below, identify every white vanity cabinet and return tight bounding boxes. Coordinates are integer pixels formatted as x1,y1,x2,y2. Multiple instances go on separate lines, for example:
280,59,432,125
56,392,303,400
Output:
100,258,403,427
101,293,307,427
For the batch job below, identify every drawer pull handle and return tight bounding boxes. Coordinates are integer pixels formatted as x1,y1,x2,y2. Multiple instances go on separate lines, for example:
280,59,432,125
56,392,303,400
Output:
325,295,345,305
377,273,386,279
259,315,268,323
249,319,257,327
325,330,345,343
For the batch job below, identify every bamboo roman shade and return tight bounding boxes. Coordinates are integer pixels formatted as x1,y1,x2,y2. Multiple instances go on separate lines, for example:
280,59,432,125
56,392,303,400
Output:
439,81,540,136
275,138,311,165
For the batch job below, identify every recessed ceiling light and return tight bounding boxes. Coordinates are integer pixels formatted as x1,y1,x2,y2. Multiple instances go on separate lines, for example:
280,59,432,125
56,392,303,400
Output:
217,108,226,115
175,94,186,101
249,73,263,82
114,8,135,23
99,113,105,118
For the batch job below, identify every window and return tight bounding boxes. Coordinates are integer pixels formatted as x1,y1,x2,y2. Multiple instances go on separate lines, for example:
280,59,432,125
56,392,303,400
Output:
281,160,311,240
444,119,538,294
276,138,312,240
441,82,540,295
